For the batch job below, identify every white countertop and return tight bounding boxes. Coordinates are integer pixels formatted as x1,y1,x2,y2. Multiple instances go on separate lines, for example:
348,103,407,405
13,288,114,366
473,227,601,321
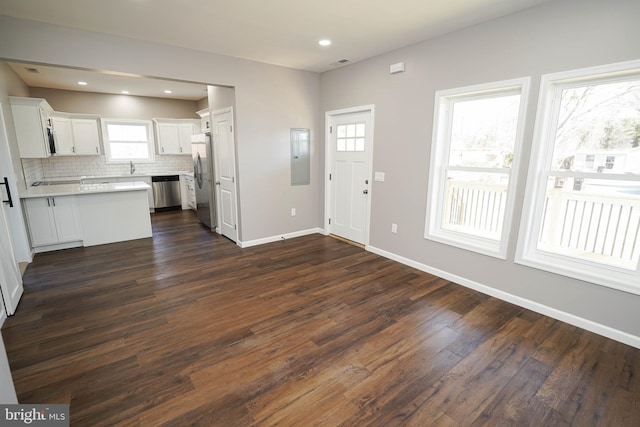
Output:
79,171,190,180
20,181,151,199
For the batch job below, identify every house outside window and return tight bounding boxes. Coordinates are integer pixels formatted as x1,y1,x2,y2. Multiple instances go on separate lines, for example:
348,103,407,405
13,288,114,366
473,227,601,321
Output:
102,119,155,163
585,154,595,169
517,60,640,294
606,155,615,169
425,78,530,259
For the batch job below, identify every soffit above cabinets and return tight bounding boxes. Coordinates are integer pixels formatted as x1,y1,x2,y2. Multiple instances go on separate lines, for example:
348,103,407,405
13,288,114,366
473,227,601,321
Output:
7,62,209,101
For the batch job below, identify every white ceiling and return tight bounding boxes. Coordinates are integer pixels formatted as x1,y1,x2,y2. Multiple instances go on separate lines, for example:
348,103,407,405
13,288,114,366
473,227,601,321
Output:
1,0,553,98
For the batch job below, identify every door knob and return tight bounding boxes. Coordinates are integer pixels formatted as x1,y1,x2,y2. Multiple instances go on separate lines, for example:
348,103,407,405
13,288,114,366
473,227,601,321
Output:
216,181,221,186
363,189,368,194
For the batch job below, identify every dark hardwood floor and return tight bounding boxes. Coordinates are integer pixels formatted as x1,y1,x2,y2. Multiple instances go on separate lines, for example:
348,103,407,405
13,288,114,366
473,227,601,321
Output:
2,210,640,426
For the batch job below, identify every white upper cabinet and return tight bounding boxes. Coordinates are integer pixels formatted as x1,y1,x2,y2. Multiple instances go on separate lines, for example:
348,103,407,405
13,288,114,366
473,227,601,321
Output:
51,116,74,155
178,122,198,153
10,97,101,158
71,118,101,155
155,121,180,154
51,115,101,156
154,119,199,155
197,108,210,133
9,97,54,158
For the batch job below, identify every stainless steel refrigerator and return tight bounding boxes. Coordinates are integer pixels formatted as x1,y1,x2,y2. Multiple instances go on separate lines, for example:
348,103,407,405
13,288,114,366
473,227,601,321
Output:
191,133,216,230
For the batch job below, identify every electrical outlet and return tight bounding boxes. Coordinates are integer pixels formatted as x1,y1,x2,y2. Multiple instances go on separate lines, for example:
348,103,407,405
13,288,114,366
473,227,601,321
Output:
391,223,398,233
291,208,296,216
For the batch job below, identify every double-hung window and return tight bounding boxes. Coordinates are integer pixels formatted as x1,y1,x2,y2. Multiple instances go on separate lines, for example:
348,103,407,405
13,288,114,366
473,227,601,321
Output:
517,60,640,294
102,119,155,163
425,78,530,258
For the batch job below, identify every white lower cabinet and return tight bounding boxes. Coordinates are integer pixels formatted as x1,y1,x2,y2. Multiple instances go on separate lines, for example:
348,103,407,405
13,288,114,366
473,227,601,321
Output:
181,175,196,211
24,196,82,249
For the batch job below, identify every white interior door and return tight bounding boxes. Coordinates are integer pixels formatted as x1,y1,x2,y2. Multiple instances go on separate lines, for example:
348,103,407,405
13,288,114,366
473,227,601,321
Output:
0,103,31,263
213,108,238,242
0,196,23,317
327,108,374,245
0,104,24,317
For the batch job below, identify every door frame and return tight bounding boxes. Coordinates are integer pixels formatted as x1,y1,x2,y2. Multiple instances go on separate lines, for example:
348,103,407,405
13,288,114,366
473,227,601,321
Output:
324,104,375,247
211,106,240,243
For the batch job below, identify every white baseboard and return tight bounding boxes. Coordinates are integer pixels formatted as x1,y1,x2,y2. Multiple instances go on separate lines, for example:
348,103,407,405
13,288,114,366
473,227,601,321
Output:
366,244,640,349
238,228,324,248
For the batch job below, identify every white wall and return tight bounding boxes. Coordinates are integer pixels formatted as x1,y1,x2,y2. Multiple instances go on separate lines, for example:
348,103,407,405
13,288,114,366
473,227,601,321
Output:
0,334,18,404
320,0,640,345
0,16,322,243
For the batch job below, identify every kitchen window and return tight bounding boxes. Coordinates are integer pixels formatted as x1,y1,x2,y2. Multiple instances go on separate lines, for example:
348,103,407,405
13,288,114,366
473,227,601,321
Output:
516,60,640,294
102,119,155,163
425,77,530,259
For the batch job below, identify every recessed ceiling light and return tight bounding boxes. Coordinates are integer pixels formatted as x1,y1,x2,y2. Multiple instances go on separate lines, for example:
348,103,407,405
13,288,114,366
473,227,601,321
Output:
121,90,130,95
78,81,88,86
319,39,332,47
164,90,172,94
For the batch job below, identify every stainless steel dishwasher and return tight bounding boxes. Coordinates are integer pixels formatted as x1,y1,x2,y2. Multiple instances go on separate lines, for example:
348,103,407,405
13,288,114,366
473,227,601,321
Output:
151,175,182,211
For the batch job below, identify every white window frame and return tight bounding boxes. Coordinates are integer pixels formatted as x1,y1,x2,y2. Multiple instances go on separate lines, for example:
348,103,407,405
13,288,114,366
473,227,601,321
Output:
425,77,530,259
101,118,155,163
516,60,640,295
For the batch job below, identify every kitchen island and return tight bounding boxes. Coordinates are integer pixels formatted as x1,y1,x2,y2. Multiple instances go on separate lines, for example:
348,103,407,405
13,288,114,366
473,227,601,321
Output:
21,181,152,252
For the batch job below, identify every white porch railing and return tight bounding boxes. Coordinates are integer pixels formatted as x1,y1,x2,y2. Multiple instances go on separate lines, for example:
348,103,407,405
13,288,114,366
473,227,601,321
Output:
539,188,640,268
442,179,640,269
443,179,507,240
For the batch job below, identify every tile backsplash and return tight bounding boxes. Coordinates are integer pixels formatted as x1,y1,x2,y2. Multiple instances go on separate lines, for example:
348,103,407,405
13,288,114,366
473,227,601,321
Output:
22,155,193,185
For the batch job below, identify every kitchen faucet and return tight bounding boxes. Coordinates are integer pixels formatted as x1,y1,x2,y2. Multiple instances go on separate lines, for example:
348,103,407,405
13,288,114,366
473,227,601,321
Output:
130,161,136,174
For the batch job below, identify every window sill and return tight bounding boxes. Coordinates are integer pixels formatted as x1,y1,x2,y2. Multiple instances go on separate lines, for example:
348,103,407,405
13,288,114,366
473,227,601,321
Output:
515,250,640,296
425,229,507,260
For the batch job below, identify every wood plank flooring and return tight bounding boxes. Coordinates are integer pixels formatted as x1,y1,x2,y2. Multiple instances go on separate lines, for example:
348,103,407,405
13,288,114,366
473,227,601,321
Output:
2,210,640,426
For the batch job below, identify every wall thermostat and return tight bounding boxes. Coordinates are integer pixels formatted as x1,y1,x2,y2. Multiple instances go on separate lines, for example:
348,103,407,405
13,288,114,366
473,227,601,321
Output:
389,62,405,74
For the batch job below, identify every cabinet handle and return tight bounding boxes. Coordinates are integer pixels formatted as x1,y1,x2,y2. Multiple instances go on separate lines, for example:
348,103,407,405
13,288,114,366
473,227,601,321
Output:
47,198,50,207
96,146,99,153
52,197,56,207
72,146,75,153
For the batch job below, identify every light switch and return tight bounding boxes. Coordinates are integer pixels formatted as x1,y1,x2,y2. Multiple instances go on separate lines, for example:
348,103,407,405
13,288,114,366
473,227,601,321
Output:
374,172,385,182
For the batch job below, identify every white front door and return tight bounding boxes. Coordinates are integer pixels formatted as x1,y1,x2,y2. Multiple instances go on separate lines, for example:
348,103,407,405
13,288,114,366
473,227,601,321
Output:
212,108,238,242
326,107,374,245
